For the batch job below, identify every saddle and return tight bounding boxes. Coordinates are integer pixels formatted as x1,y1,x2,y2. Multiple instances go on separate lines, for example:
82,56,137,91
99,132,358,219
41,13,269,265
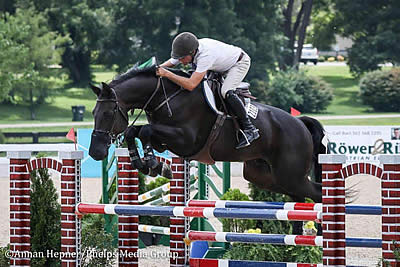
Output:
204,71,256,116
187,71,259,164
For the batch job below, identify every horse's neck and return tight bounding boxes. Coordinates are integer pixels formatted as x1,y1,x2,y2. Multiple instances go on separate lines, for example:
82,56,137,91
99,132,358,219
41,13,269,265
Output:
116,75,159,109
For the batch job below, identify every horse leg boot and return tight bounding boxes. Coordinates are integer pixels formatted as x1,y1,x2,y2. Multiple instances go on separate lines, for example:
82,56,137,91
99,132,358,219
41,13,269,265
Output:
124,126,149,174
225,90,260,149
139,125,173,179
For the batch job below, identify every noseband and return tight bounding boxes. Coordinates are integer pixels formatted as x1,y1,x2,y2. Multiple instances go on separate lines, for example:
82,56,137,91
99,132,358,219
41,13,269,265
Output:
93,88,129,143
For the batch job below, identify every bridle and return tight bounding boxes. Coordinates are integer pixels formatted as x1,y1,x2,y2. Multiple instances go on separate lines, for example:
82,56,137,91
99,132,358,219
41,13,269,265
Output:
93,88,129,144
93,74,184,145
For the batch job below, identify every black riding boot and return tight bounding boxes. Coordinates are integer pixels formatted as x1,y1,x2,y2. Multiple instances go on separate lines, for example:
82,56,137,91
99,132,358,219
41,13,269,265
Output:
225,90,260,149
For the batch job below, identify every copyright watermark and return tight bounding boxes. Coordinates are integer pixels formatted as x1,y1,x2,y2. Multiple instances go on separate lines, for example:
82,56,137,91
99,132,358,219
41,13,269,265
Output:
3,249,179,260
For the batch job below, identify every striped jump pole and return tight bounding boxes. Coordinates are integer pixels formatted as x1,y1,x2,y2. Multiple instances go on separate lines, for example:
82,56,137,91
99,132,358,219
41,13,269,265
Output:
186,231,323,246
139,224,170,235
188,200,322,211
189,258,323,267
186,231,382,248
188,200,383,215
76,203,322,222
138,183,170,203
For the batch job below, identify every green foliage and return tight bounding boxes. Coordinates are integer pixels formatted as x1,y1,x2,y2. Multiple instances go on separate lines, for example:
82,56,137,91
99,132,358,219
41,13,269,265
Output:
292,73,334,113
249,183,292,234
359,68,400,112
0,6,67,119
265,70,303,110
101,0,283,81
81,214,116,267
222,184,322,263
139,176,170,227
30,168,61,266
307,9,336,51
0,245,10,266
267,69,333,113
220,189,255,232
333,0,400,76
223,243,321,264
0,131,5,144
18,0,110,84
145,176,170,191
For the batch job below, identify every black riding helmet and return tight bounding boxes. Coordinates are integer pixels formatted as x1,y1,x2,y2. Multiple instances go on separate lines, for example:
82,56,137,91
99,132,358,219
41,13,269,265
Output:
171,32,199,59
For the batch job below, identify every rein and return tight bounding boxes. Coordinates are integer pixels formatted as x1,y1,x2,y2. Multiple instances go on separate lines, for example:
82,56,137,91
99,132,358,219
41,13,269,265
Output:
130,76,184,126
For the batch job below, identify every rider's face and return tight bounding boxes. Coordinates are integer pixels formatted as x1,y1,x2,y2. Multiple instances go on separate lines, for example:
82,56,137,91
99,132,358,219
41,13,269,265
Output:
179,55,192,65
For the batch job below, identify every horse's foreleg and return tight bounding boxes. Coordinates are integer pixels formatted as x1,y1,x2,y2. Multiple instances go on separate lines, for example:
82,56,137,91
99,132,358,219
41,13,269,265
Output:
138,125,158,169
138,124,174,179
125,125,149,174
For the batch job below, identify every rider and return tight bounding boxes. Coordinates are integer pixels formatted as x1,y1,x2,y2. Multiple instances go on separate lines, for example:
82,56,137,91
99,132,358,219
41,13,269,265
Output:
156,32,259,149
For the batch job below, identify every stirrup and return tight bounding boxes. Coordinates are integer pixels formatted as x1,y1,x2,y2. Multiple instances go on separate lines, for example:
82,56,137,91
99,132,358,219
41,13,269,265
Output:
236,130,251,149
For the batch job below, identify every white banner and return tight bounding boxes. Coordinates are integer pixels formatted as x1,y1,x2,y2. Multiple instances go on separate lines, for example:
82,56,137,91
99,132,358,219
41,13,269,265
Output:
325,126,400,163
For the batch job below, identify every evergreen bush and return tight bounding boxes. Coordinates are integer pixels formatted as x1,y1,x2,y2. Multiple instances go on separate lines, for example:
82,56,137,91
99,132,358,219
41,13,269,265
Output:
267,69,333,113
81,214,116,267
359,68,400,112
30,168,61,266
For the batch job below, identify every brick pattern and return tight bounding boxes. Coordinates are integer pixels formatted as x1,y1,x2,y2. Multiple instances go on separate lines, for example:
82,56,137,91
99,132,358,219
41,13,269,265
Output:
169,157,189,267
321,161,346,267
117,155,139,266
321,156,399,267
60,156,81,267
381,163,400,266
10,156,31,267
8,152,83,267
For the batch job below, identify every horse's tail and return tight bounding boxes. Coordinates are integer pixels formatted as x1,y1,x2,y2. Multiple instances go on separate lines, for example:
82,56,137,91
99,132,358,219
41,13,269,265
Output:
298,116,327,183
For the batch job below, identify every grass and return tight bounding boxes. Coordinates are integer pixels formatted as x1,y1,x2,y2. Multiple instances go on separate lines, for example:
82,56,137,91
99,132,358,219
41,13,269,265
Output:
320,117,400,125
303,65,369,115
0,64,397,130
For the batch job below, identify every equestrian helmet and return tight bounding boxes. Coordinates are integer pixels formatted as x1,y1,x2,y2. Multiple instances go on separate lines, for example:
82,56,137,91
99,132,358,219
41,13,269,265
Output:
171,32,199,59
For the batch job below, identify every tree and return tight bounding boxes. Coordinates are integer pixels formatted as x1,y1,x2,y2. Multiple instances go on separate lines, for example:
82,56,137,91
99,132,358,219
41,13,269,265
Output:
280,0,314,70
30,168,61,266
18,0,110,84
333,0,400,76
99,0,180,72
306,0,336,50
0,6,66,119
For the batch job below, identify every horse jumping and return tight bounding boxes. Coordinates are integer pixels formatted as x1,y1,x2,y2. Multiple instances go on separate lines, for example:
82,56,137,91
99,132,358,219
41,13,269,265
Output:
89,65,326,206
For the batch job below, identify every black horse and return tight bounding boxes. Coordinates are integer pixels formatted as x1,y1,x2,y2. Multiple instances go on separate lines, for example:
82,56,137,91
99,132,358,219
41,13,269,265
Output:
89,65,326,207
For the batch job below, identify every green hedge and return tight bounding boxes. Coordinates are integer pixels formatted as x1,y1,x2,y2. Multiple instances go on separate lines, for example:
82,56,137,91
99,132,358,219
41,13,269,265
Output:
359,68,400,112
259,69,333,113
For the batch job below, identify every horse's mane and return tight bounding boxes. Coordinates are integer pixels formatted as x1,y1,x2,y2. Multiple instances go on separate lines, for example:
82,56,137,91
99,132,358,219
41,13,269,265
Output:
109,65,156,87
109,64,190,88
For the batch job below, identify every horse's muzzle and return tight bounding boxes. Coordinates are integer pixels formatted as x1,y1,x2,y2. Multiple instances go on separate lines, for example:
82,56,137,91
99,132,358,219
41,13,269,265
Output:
89,131,111,160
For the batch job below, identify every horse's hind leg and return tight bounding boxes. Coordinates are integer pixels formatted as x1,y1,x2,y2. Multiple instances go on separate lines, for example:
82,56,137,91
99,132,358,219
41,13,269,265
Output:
243,159,293,196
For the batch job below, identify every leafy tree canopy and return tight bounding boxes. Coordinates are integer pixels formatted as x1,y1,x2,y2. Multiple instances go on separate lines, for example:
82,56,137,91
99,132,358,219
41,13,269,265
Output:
334,0,400,76
0,6,67,119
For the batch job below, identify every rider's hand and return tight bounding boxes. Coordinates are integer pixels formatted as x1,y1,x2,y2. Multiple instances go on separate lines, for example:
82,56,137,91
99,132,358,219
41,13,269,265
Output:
156,67,168,77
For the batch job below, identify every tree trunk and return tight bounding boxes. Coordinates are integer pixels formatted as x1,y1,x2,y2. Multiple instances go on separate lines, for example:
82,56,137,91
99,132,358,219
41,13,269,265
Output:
29,88,36,120
293,0,313,67
280,0,314,70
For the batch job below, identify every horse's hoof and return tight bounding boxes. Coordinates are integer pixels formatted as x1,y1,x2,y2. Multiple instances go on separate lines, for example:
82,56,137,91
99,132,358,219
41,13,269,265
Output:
161,162,173,179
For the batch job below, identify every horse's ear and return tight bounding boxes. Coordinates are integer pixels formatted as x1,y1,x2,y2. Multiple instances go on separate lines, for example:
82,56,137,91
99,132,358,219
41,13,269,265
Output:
90,83,101,96
101,82,113,95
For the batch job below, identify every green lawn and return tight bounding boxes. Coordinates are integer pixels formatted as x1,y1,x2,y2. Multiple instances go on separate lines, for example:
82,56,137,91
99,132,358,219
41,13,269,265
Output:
303,65,371,115
0,68,116,125
1,64,398,129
